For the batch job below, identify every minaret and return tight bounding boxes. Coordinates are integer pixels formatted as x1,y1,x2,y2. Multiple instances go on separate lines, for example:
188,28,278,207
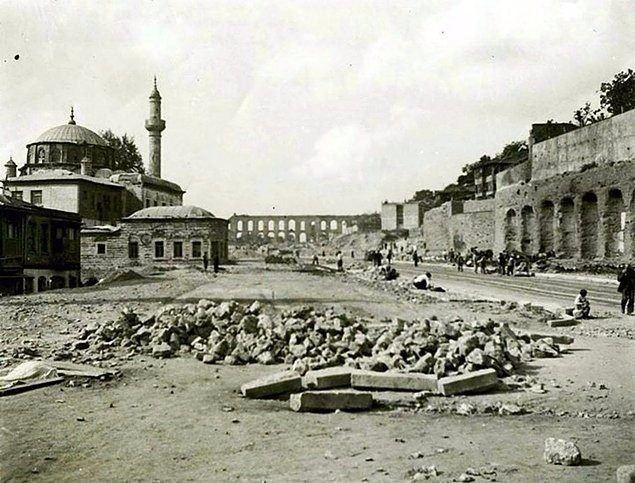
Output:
145,76,166,178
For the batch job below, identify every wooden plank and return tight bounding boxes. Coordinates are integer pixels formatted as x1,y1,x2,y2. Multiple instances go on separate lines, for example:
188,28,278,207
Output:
0,377,65,397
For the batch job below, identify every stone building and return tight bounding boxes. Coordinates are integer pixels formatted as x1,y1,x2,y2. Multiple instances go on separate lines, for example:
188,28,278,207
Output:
423,109,635,260
228,214,359,244
4,80,184,226
81,206,228,280
0,192,81,294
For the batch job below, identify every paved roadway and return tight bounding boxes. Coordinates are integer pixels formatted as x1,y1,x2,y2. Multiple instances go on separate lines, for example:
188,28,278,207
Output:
392,261,622,313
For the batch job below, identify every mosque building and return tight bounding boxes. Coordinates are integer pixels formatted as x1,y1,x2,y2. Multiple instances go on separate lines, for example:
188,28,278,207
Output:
4,79,184,226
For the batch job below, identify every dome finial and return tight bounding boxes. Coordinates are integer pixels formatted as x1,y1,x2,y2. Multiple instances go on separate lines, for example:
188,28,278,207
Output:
68,106,76,125
154,75,157,89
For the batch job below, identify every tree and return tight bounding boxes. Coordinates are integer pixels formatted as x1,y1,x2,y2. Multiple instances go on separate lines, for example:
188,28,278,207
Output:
599,68,635,115
572,102,606,126
99,130,145,173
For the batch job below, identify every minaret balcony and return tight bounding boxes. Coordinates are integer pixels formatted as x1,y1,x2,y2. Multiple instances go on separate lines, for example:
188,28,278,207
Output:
145,119,166,132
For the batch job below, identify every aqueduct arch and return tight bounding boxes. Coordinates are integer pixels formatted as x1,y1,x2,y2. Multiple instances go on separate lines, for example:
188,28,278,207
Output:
504,209,517,251
559,197,576,257
520,205,535,254
604,188,626,258
539,200,555,253
580,192,599,259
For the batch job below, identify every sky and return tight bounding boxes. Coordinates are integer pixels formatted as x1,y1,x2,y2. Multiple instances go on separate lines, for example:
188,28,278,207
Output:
1,0,634,218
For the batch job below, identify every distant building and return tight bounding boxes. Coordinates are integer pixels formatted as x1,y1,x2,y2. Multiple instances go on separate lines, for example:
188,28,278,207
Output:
380,202,403,231
80,206,228,280
0,193,81,295
4,80,184,226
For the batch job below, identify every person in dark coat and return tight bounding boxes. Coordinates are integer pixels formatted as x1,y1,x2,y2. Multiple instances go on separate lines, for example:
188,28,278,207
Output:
213,255,220,274
618,264,635,315
203,252,209,271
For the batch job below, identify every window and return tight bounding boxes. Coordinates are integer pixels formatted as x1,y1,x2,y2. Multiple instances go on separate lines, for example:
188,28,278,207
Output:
96,243,106,255
173,241,183,258
128,241,139,259
55,227,65,239
31,190,43,206
191,241,202,258
27,222,37,254
13,191,23,200
68,228,76,240
6,222,18,239
154,241,164,258
40,223,49,254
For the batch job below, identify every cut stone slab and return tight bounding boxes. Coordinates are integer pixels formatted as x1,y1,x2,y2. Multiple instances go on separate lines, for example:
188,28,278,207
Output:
303,367,353,390
525,333,574,345
351,370,438,392
547,318,577,327
437,368,498,396
240,370,303,399
289,390,373,412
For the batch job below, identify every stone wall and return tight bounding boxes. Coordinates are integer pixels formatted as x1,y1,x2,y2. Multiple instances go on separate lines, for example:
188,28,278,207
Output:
496,161,531,189
531,109,635,181
403,201,423,229
423,200,494,254
380,203,399,231
81,218,229,280
493,160,635,258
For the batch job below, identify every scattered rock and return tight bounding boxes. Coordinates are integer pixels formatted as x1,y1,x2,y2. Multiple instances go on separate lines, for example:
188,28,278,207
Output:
616,465,635,483
544,438,582,466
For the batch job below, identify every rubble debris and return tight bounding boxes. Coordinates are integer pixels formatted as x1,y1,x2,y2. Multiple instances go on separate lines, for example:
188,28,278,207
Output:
241,370,303,399
69,300,564,384
616,465,635,483
289,390,373,412
405,465,439,480
543,438,582,466
524,333,574,345
0,377,65,397
351,371,438,392
98,269,145,285
437,368,498,396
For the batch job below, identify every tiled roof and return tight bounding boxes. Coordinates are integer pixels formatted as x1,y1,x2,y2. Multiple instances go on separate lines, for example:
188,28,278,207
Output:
30,123,109,147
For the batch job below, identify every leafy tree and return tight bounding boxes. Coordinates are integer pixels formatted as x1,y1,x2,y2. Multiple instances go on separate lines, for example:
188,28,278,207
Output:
572,102,606,126
599,68,635,115
99,130,145,173
497,140,528,163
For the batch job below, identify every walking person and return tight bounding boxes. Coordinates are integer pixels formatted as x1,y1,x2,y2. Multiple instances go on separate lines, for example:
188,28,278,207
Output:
413,250,419,268
213,254,220,274
506,255,516,276
387,249,393,265
457,254,464,272
336,251,343,272
203,252,209,272
618,264,635,315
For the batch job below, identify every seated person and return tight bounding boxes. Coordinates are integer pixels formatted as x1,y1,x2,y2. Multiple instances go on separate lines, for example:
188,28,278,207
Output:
413,272,433,290
572,289,591,319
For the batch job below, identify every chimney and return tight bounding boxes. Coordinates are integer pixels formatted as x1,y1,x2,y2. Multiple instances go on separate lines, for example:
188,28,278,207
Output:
80,157,93,176
4,157,17,178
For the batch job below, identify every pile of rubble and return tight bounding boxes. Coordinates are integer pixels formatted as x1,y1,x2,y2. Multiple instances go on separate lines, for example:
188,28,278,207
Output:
67,300,564,379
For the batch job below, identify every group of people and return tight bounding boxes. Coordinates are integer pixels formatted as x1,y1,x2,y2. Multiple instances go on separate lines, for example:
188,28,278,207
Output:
202,252,220,274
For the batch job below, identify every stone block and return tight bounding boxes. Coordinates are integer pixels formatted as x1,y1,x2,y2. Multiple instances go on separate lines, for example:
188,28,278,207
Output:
240,371,303,399
351,370,438,392
437,368,498,396
527,333,574,345
289,390,373,412
303,367,353,390
547,318,577,327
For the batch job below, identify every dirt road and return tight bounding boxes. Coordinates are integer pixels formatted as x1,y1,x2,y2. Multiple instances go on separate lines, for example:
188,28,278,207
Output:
1,263,633,482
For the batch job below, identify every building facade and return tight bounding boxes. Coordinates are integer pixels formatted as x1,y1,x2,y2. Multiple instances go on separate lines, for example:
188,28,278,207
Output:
0,193,81,295
81,206,228,280
4,80,184,227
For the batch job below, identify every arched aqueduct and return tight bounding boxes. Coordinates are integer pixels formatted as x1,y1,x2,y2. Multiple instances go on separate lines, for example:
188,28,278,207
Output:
500,185,635,259
228,215,360,243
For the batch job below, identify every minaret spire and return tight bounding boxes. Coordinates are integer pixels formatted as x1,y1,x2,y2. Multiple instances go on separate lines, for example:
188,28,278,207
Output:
145,77,166,177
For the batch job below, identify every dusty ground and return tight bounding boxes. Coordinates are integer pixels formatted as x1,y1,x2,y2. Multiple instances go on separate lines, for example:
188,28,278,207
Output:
1,262,633,482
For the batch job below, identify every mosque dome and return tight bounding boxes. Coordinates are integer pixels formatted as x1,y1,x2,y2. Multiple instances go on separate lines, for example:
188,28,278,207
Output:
126,205,216,220
28,108,108,148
